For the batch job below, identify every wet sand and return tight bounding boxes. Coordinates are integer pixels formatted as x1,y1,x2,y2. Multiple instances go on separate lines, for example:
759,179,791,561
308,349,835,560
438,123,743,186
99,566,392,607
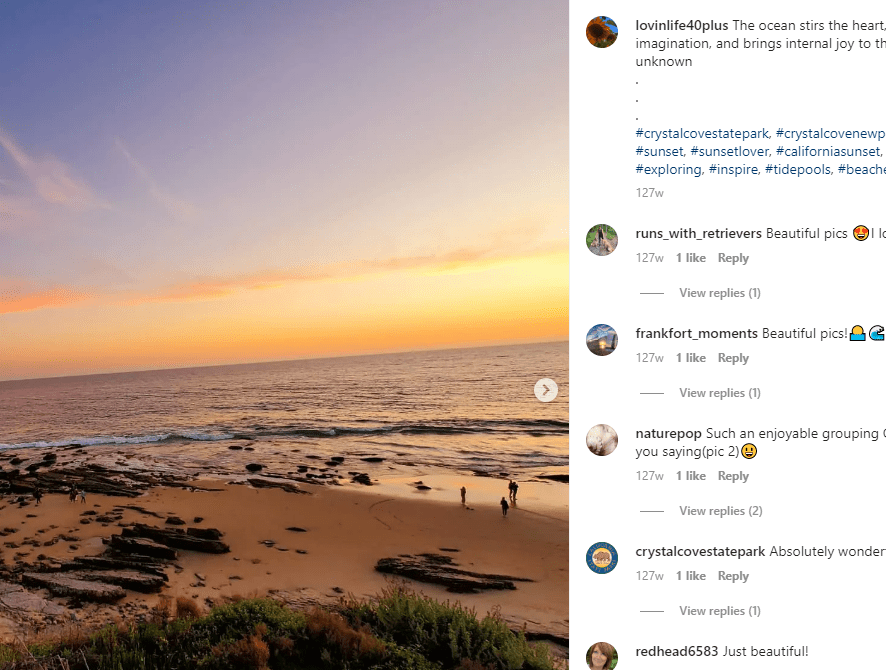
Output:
0,477,567,644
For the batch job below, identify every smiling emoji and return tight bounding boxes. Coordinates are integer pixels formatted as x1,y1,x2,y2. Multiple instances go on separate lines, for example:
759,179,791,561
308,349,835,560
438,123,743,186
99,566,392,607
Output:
854,225,870,241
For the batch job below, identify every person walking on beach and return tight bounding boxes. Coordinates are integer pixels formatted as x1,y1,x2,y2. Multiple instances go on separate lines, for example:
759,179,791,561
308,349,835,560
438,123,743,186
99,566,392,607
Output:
500,496,509,516
511,480,518,502
508,480,516,502
79,489,86,504
460,486,466,504
33,488,42,506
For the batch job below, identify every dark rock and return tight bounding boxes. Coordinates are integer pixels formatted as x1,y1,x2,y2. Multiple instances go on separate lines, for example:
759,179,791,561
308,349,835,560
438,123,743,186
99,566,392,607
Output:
22,573,126,602
66,569,167,593
186,527,223,541
116,505,164,518
246,478,305,494
227,446,243,450
360,457,385,463
81,510,97,516
351,473,372,486
42,453,58,462
60,556,168,578
245,463,264,472
537,474,569,483
165,516,186,525
285,527,307,533
109,535,179,560
123,524,230,554
193,517,204,523
374,554,533,594
9,458,22,465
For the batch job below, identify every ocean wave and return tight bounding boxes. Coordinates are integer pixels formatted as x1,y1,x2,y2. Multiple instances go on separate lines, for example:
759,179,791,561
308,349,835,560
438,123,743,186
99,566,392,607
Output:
0,431,235,450
273,419,568,439
0,419,565,451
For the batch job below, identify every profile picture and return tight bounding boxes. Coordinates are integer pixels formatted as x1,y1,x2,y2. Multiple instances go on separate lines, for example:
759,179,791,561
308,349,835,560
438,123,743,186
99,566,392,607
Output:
586,324,617,356
587,224,617,256
586,17,618,48
586,542,618,574
586,424,618,456
587,642,619,669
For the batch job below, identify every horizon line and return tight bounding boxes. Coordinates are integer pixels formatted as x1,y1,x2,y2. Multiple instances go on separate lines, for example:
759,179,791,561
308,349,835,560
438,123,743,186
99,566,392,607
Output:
0,338,568,384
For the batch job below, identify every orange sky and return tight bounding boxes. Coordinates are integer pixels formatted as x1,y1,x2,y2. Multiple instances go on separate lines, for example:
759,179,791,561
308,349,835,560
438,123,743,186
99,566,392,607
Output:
0,2,566,380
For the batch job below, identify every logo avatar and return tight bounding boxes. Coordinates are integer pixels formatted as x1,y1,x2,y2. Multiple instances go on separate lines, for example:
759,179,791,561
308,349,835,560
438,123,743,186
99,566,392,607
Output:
587,542,618,574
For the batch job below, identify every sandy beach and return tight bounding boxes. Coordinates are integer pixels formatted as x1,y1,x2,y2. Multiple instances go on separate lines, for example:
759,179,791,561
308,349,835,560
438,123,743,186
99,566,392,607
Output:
0,469,567,649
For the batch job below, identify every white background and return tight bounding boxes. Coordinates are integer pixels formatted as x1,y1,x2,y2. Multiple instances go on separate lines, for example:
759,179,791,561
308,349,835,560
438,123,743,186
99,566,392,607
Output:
571,3,886,667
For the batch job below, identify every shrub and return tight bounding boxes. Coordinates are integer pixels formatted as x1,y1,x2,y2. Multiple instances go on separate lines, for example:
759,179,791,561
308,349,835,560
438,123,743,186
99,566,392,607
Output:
176,596,203,620
206,625,270,670
304,607,387,665
345,586,555,670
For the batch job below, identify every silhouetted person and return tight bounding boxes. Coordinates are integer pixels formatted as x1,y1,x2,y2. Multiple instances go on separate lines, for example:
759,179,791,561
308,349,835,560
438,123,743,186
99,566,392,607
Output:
69,486,77,503
511,481,518,502
79,490,86,504
460,486,466,504
34,488,42,506
500,496,509,516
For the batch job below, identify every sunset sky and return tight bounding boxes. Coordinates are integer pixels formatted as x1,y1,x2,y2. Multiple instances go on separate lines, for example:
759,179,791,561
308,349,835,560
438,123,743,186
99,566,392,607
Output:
0,1,567,380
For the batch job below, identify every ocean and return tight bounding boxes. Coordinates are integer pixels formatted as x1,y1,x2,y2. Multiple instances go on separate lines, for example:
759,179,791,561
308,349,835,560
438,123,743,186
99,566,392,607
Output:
0,342,568,484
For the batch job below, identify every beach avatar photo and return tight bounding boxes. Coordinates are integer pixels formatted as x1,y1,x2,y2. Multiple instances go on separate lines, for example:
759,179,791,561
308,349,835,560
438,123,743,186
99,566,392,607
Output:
586,224,618,256
586,542,618,574
586,16,618,48
587,424,618,456
587,642,619,669
586,324,618,356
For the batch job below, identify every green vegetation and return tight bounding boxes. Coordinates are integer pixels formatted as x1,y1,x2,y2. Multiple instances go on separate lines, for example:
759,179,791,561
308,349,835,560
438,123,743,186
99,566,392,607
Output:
0,589,557,670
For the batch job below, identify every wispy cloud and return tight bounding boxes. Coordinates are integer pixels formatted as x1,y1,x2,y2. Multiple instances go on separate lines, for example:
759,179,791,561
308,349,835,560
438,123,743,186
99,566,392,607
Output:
115,139,202,223
146,242,565,303
0,127,109,211
1,241,564,314
0,283,90,314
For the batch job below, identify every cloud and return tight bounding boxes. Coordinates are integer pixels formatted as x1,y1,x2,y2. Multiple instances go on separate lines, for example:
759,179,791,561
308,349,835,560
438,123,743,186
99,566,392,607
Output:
146,242,565,303
0,128,109,211
115,139,202,223
0,241,564,314
0,283,90,314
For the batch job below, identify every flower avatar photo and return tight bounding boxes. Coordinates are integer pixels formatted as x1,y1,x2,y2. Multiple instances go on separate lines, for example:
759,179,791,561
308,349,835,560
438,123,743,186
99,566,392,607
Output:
586,16,618,48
